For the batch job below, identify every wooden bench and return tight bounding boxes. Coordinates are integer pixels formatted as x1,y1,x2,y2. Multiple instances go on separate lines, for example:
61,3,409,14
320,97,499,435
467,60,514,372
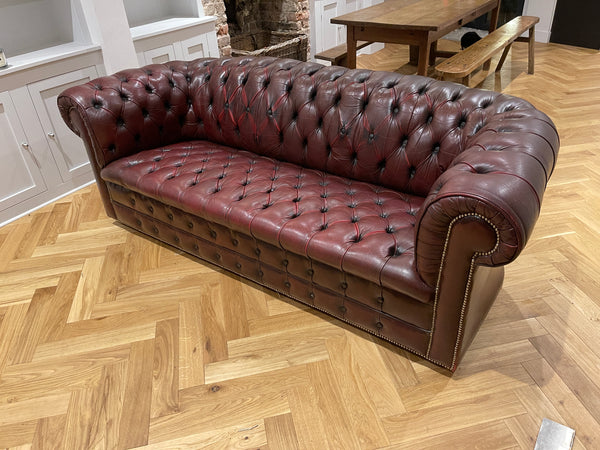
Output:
435,16,540,85
315,41,372,66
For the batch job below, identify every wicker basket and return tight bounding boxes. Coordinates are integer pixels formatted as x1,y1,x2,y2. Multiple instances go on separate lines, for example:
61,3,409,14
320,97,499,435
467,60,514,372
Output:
230,30,308,61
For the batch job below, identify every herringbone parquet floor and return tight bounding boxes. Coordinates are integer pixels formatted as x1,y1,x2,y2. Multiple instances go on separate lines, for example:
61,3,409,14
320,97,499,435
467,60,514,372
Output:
0,40,599,449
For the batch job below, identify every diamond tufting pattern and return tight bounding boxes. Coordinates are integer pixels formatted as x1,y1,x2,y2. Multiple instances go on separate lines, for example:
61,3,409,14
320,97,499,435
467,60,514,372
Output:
101,141,430,301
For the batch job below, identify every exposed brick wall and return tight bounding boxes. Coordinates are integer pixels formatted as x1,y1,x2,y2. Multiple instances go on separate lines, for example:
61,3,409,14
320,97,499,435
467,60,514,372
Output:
202,0,232,56
202,0,309,57
260,0,309,34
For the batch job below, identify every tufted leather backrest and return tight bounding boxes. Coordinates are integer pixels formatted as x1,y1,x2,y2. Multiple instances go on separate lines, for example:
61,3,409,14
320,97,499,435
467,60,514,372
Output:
59,56,539,197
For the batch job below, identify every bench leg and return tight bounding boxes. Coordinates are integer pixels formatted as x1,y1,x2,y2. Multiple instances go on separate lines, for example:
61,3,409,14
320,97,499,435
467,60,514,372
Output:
429,41,437,66
409,45,419,65
528,26,536,74
496,44,512,72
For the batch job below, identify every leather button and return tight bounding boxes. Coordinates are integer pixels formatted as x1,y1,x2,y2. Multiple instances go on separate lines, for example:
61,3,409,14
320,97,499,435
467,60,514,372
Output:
210,230,217,239
215,253,221,260
129,198,136,206
282,259,289,267
376,296,384,305
307,268,314,276
339,305,347,313
341,282,348,289
152,226,158,233
284,281,291,288
187,222,194,229
167,213,174,220
258,270,264,277
232,239,239,246
255,248,261,256
135,219,142,226
376,322,383,330
235,262,242,269
174,236,180,243
148,206,154,213
193,244,199,251
308,292,315,299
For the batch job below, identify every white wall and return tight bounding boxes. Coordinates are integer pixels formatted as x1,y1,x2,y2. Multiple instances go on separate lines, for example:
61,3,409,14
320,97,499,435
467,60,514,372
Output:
80,0,139,73
524,0,558,43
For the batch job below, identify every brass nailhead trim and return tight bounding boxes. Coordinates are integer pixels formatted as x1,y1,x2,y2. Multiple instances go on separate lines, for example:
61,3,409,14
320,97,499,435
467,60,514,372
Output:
426,213,500,369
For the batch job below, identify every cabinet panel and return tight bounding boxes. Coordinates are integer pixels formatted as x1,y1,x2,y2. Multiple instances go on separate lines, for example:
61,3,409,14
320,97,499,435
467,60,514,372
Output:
143,44,178,64
27,66,99,183
0,92,47,211
176,34,210,60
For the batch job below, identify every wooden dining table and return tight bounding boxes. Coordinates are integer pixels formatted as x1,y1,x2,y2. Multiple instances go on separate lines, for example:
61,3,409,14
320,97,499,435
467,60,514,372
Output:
331,0,501,76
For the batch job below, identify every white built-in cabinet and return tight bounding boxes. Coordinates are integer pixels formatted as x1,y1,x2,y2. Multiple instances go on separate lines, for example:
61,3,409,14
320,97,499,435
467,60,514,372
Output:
0,0,104,226
133,20,220,66
0,0,219,226
311,0,384,62
0,92,48,212
124,0,219,65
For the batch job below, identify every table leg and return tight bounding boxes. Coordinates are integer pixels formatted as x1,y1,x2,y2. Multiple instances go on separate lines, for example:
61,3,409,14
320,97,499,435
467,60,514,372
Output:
484,1,501,70
417,35,431,76
346,27,357,69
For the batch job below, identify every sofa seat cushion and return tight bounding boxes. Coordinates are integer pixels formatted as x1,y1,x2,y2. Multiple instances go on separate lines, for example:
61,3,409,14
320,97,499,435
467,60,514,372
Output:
101,140,433,303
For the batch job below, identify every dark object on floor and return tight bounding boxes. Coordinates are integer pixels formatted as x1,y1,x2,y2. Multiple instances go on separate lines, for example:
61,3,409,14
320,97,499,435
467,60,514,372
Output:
438,16,539,85
461,31,482,49
58,56,559,372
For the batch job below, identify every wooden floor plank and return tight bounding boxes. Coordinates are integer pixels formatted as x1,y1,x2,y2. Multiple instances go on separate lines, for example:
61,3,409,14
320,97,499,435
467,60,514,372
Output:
178,300,205,390
325,333,390,448
118,340,155,449
381,391,527,444
151,318,180,419
31,414,67,450
264,413,301,450
306,360,363,449
529,334,600,423
0,420,38,449
0,393,71,427
389,420,518,450
287,385,332,450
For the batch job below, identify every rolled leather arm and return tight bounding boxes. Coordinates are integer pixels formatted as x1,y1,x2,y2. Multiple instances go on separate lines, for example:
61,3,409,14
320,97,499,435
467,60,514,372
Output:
415,106,559,287
58,59,215,169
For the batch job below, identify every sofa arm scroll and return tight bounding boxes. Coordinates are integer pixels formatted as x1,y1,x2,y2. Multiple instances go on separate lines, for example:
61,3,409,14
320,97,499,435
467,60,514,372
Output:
415,107,559,287
58,59,216,170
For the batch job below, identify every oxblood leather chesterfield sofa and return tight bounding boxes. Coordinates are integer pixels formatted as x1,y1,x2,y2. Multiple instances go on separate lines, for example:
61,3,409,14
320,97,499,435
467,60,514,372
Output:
58,56,558,371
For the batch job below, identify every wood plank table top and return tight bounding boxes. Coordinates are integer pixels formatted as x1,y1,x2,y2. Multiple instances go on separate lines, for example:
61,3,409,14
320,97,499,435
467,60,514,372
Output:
331,0,500,75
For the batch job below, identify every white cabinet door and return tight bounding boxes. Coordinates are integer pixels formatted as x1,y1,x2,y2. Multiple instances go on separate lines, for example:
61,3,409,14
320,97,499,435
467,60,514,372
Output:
27,66,99,184
0,91,47,212
315,0,345,54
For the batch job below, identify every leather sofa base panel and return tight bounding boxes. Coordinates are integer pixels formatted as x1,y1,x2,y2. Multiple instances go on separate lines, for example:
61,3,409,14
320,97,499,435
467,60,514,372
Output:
110,200,433,360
